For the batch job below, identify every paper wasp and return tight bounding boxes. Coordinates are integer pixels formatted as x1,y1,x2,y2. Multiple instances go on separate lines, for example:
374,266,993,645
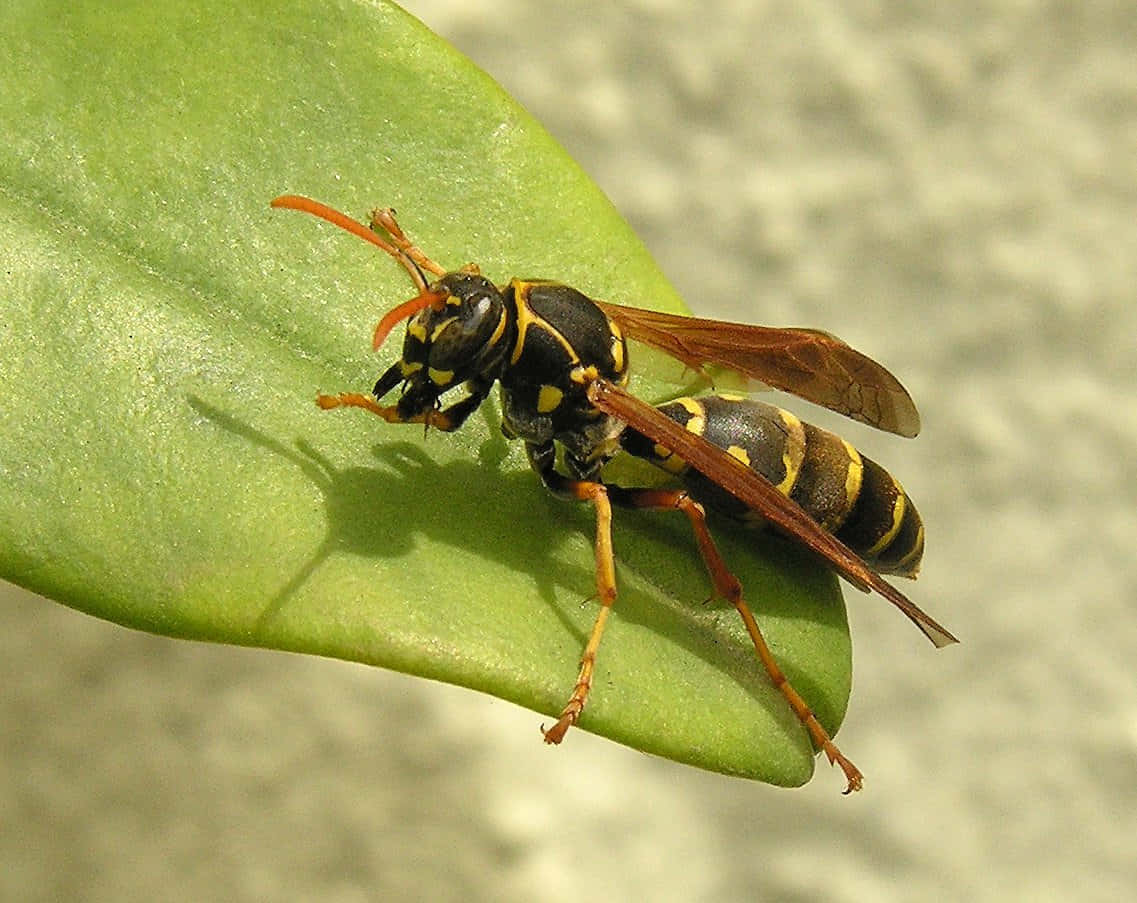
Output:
270,193,958,793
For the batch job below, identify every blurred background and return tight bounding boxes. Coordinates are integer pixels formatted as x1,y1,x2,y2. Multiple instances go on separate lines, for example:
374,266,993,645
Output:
4,1,1135,899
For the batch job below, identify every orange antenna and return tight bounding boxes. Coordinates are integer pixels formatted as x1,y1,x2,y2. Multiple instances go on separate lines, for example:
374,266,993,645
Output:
371,289,447,351
271,194,431,293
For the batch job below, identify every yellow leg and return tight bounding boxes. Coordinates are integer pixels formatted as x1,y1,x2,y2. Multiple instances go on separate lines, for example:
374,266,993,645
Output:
315,393,459,431
615,487,863,793
541,480,618,745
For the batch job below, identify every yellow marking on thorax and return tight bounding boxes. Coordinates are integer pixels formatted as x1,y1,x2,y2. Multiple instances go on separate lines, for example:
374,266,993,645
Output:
609,320,626,374
509,279,580,367
429,367,454,385
570,364,600,384
537,385,564,413
509,282,536,365
408,320,429,342
399,360,423,376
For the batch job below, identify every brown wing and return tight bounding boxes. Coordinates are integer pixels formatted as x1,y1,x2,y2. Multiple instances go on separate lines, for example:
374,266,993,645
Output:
588,379,956,648
596,302,921,438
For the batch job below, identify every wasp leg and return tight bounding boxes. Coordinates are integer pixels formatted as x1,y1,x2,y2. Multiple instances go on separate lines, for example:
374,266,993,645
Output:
316,392,401,418
524,442,617,745
608,486,864,793
317,377,493,433
368,208,447,278
315,392,481,432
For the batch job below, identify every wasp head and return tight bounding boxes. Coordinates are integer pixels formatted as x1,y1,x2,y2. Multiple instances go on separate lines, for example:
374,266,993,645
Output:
373,271,511,415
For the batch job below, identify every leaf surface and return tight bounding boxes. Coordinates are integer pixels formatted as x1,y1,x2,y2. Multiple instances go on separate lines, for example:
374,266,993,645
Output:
0,0,851,785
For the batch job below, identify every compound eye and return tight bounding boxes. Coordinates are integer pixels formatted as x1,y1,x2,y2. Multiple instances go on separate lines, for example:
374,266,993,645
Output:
465,296,492,330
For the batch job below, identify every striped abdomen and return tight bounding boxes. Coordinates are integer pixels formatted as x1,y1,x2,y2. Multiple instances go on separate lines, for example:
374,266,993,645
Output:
620,394,924,577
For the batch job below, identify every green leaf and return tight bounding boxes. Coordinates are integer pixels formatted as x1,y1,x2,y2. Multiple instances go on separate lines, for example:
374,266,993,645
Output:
0,0,850,786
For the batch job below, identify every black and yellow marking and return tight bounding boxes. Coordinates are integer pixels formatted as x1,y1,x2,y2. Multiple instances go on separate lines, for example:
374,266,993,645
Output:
622,395,924,577
497,280,629,443
536,384,564,413
506,280,628,386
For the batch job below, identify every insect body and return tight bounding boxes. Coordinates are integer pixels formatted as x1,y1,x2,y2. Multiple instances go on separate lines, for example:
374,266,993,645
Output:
271,194,957,793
